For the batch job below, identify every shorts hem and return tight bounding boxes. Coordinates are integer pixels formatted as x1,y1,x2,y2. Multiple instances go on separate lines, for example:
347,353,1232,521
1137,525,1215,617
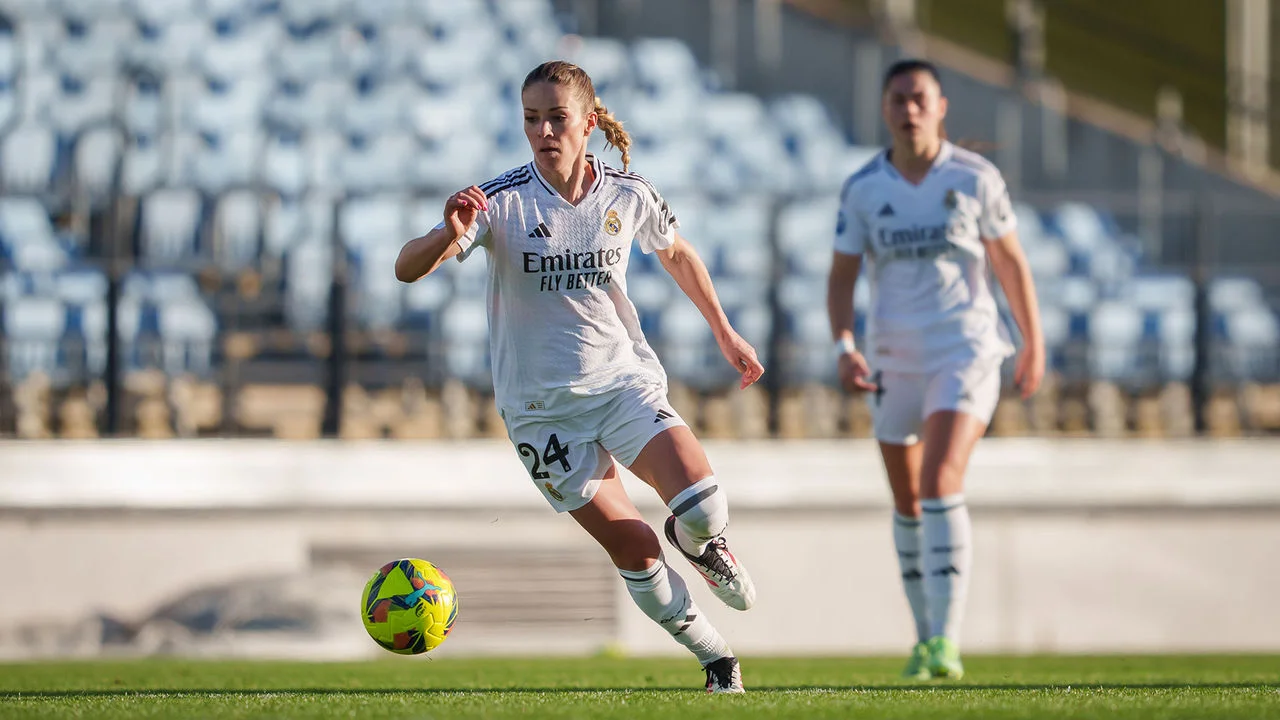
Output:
613,417,688,468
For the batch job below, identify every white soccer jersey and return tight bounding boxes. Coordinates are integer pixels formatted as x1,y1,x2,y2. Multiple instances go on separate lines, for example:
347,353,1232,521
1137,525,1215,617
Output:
445,153,678,418
834,141,1018,373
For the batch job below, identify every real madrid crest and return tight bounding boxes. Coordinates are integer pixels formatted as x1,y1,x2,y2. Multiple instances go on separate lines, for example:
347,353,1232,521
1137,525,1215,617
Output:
544,482,565,502
604,209,622,236
944,189,958,209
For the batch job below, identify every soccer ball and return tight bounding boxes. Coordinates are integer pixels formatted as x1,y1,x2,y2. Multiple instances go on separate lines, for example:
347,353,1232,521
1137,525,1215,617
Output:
361,558,458,655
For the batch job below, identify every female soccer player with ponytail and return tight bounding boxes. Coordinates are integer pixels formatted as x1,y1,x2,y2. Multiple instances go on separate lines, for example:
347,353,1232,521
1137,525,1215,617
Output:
827,59,1045,680
396,61,763,693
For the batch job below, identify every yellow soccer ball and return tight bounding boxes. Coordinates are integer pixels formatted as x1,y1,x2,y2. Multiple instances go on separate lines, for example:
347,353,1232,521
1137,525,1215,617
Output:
361,558,458,654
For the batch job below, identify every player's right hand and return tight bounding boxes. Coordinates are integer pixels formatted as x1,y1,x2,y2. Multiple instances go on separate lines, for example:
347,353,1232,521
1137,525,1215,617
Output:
443,186,488,240
837,351,877,394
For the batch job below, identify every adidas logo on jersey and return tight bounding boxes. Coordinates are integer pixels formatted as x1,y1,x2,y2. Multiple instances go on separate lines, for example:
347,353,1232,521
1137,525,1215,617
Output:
878,203,896,217
528,222,552,238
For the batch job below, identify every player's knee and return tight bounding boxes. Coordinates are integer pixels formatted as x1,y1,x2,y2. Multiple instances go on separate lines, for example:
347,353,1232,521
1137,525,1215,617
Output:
894,495,921,518
605,521,663,572
667,476,729,542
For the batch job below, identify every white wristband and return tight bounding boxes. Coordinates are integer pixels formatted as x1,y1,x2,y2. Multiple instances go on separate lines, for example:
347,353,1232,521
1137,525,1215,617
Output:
834,336,857,358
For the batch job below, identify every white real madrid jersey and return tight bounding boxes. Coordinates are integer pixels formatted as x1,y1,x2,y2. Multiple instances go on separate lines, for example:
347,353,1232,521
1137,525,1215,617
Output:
834,141,1018,372
445,153,678,418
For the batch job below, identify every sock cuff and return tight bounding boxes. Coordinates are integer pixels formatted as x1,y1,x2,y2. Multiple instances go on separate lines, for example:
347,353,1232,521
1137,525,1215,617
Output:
921,494,965,513
619,557,666,584
893,512,921,526
667,476,718,516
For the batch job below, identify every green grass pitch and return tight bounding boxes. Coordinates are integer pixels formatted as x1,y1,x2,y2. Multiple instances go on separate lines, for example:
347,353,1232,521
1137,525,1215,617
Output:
1,656,1277,719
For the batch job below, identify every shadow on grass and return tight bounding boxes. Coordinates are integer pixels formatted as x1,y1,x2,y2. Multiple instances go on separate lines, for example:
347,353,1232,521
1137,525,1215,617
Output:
2,682,1278,699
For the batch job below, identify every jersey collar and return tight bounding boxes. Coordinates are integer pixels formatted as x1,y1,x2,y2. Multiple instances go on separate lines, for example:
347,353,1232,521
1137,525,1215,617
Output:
882,140,953,183
528,153,605,201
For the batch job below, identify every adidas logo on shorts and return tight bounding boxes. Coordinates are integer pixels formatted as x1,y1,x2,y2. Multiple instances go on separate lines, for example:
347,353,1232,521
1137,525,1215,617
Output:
654,409,675,424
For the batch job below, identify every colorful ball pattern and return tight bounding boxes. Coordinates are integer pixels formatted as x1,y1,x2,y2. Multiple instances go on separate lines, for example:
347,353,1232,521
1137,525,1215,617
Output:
361,558,458,655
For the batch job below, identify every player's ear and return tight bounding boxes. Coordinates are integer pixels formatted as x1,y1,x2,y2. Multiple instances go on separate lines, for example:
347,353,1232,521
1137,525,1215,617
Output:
585,110,598,136
937,95,949,122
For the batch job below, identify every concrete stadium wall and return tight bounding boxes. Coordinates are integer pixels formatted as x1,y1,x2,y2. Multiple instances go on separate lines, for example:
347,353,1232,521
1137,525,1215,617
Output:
0,439,1277,659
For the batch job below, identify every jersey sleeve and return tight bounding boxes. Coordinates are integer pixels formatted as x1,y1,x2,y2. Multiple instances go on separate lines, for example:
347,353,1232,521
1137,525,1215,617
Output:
978,172,1017,240
432,209,492,262
833,181,867,255
635,185,679,254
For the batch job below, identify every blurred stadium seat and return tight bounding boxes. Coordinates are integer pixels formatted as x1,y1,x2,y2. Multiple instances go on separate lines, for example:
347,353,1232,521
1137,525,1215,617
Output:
0,0,1274,439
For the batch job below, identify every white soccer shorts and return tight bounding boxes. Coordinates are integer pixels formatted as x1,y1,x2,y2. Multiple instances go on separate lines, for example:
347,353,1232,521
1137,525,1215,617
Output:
867,356,1002,445
502,383,687,512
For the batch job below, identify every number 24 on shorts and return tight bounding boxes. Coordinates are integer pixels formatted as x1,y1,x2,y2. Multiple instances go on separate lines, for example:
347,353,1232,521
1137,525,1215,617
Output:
516,433,573,479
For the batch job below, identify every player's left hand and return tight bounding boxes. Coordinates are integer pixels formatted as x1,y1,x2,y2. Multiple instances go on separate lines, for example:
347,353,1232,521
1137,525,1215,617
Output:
1014,342,1045,400
716,331,765,390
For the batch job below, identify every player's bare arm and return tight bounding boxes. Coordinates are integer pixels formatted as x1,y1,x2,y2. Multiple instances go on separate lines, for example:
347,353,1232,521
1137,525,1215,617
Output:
985,231,1045,399
827,250,876,393
658,233,765,389
394,186,489,283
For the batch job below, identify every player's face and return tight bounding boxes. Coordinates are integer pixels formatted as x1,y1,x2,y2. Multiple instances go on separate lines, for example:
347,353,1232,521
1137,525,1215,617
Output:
882,71,947,146
522,82,597,173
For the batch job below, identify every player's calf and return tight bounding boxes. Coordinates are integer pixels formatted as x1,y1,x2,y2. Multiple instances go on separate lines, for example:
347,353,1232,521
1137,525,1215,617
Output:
663,478,755,611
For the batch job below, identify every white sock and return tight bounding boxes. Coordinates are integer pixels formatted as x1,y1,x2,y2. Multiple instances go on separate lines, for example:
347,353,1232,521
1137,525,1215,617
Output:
892,513,930,644
667,476,728,556
619,556,732,665
921,494,972,642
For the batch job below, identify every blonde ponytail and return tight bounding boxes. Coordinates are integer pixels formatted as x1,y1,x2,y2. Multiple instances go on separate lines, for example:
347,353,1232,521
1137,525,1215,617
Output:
593,97,632,171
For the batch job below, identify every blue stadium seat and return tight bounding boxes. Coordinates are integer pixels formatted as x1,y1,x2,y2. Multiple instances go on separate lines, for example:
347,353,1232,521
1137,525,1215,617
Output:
0,24,18,80
213,190,261,270
1052,201,1113,253
414,131,494,193
121,131,165,195
128,0,199,26
413,0,490,32
341,77,413,136
339,194,405,252
4,0,52,18
353,239,403,330
3,295,66,382
339,132,414,195
401,270,451,329
1156,307,1195,381
279,0,343,27
198,19,273,79
129,18,208,73
50,72,116,138
158,298,217,376
262,129,307,198
563,36,631,98
347,0,412,27
262,194,304,258
191,75,269,132
1123,274,1195,313
191,129,260,192
0,196,58,250
277,21,342,83
54,268,107,306
1087,301,1143,381
54,18,131,79
284,239,332,331
440,298,489,383
0,76,15,131
1223,309,1280,380
140,187,203,261
1,121,56,193
266,77,346,132
412,23,498,88
1210,277,1267,314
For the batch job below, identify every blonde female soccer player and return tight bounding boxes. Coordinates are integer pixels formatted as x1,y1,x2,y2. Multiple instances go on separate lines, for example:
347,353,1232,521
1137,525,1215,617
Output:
827,59,1045,680
395,61,763,693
